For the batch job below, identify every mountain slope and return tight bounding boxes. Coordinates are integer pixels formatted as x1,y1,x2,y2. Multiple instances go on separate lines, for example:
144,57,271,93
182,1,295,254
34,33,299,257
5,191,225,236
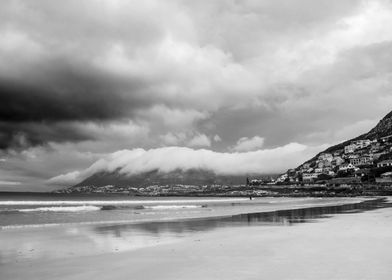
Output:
66,110,392,191
299,110,392,168
72,168,253,189
362,110,392,139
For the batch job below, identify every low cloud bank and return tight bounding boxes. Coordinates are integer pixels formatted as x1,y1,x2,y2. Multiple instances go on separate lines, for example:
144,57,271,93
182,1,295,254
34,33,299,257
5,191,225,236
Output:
48,144,326,186
231,136,265,152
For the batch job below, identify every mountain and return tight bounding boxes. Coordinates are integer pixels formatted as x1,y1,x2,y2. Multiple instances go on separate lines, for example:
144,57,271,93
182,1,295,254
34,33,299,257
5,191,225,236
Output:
324,111,392,153
71,168,256,189
290,110,392,180
361,111,392,139
65,111,392,192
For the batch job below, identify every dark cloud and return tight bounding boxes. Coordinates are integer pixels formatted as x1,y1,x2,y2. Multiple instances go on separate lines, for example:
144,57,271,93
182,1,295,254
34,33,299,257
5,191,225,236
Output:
0,62,150,122
0,59,156,149
0,121,92,150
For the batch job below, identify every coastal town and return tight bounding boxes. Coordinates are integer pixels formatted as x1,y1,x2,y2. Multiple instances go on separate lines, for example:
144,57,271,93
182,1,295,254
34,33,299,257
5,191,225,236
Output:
59,135,392,197
55,110,392,197
277,136,392,186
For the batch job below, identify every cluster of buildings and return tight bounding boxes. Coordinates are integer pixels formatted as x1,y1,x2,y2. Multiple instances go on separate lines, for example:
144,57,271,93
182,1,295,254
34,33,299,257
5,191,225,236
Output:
277,136,392,184
60,183,271,196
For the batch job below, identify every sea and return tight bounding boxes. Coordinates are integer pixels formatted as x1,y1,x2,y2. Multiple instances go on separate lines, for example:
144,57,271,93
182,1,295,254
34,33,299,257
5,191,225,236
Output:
0,192,253,228
0,192,366,229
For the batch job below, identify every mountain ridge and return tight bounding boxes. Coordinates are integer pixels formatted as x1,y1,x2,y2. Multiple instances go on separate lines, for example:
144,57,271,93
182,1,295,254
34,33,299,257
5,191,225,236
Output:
72,168,268,189
62,110,392,193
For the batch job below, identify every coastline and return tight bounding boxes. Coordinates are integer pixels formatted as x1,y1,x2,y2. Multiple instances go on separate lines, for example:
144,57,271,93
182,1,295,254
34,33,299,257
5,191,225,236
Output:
1,197,391,280
55,181,392,197
0,196,365,229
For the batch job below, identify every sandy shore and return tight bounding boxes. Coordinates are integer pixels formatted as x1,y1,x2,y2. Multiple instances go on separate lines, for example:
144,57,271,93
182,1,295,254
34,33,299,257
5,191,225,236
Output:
1,198,392,280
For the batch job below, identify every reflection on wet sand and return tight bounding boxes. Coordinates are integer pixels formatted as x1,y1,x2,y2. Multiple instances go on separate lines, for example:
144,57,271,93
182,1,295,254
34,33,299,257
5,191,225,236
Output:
93,198,391,239
1,198,391,266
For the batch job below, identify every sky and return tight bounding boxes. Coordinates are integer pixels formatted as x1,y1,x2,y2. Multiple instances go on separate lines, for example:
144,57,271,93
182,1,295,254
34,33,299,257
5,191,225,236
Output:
1,0,392,191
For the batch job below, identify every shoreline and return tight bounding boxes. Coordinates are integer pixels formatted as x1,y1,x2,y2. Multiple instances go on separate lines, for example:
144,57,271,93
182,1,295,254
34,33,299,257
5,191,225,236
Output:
0,197,368,230
1,196,391,280
3,189,392,198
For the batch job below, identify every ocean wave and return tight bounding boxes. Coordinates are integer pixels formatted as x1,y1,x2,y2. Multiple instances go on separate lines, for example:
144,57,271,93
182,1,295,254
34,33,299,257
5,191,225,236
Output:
143,205,205,210
0,223,63,230
1,204,208,213
18,206,101,212
0,198,246,206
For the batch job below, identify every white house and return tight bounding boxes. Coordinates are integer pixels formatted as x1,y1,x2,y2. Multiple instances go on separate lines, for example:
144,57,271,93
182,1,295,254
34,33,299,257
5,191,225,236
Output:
350,156,372,166
276,173,288,183
318,153,333,162
344,144,356,154
376,171,392,183
339,163,356,171
377,160,392,168
353,139,371,149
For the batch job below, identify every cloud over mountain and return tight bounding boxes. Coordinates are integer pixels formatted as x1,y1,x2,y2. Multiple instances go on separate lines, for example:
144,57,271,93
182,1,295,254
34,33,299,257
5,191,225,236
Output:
231,136,265,152
48,144,326,186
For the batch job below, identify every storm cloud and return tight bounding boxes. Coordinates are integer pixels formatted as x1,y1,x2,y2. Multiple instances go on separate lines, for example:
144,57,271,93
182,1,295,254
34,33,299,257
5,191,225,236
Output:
1,0,392,189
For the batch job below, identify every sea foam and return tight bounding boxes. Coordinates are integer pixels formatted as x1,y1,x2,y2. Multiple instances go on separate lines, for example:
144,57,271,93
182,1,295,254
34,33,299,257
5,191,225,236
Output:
18,206,101,212
0,198,246,206
143,205,203,210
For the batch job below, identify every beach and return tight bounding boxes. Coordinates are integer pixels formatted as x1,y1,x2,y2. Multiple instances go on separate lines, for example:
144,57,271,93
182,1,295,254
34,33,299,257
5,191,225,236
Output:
1,196,391,280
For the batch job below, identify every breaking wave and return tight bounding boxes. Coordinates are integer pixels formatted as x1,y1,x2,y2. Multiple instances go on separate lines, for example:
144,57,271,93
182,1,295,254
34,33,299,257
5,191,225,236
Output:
143,205,204,210
0,204,208,213
0,198,246,206
18,206,101,212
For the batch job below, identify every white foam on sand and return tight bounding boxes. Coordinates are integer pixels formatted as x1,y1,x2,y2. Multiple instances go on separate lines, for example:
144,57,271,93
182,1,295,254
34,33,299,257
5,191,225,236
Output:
0,198,247,206
143,205,203,210
18,206,101,212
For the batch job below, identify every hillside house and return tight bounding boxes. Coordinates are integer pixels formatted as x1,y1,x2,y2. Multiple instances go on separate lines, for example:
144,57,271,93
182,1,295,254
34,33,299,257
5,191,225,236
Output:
339,163,356,171
350,156,372,166
376,171,392,183
276,173,288,183
344,144,357,154
314,168,323,173
347,154,359,159
353,139,371,149
370,142,381,152
332,156,344,166
318,153,333,162
377,160,392,168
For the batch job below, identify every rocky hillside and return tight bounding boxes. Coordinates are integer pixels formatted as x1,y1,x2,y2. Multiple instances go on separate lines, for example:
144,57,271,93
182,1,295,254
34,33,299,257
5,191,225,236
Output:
300,110,392,167
274,110,392,185
362,111,392,139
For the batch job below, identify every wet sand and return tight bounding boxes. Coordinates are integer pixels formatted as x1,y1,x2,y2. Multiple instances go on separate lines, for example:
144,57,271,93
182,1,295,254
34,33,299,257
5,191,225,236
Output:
1,198,392,280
